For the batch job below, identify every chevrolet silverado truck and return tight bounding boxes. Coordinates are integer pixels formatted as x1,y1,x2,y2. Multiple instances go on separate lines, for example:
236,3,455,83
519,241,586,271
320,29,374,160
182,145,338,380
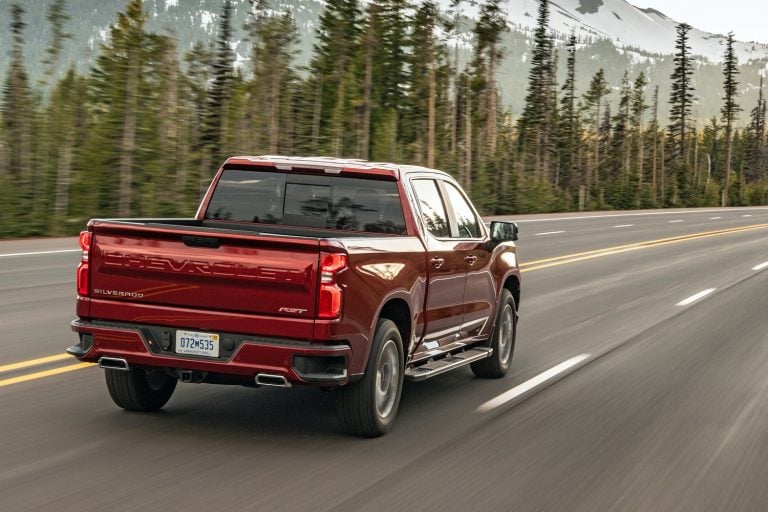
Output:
68,155,520,436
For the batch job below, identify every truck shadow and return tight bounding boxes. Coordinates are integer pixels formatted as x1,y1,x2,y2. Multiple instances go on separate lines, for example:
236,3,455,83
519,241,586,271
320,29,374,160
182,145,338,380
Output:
96,366,509,442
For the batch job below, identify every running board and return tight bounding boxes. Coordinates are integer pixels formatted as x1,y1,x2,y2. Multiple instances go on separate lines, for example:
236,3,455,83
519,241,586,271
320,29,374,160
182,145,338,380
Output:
405,347,492,382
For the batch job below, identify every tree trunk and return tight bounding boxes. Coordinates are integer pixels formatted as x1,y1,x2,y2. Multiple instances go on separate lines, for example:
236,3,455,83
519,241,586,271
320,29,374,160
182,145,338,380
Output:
722,123,733,207
660,136,666,205
118,55,139,217
311,77,323,152
486,44,497,157
464,92,472,191
360,38,373,160
331,58,347,157
53,132,74,221
427,58,436,168
268,71,280,153
450,47,459,157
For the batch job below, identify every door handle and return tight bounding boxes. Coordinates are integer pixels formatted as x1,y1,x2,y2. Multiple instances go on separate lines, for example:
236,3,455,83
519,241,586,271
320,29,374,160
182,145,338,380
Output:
431,257,445,269
464,255,478,265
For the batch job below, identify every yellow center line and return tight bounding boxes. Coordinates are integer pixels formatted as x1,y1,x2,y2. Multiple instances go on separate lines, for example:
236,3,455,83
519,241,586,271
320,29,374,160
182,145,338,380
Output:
0,362,95,388
0,353,72,373
520,223,768,273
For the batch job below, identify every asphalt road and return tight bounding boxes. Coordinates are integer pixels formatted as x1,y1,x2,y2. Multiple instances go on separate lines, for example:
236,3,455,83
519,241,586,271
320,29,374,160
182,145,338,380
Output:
2,206,768,511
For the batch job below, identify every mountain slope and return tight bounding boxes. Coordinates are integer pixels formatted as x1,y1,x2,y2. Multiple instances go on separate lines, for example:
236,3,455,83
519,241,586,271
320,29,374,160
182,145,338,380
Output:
1,0,766,122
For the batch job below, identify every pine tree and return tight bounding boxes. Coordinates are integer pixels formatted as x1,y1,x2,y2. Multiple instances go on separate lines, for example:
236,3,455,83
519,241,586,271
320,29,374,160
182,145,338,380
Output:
458,0,507,211
518,0,554,179
1,3,35,236
249,10,299,154
583,68,609,192
648,85,660,200
557,34,579,190
668,23,695,166
610,73,631,176
746,76,766,182
369,0,409,161
49,68,87,232
309,0,362,156
84,0,162,218
406,1,449,168
475,0,506,157
630,72,648,195
40,0,71,87
204,0,235,165
720,32,741,206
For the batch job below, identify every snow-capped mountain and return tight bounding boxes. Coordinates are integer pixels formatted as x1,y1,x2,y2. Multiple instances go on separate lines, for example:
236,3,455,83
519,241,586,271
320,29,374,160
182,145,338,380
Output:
2,0,767,121
495,0,768,63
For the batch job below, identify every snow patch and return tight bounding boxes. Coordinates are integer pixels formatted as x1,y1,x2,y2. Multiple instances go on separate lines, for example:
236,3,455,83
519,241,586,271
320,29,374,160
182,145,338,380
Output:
199,10,215,32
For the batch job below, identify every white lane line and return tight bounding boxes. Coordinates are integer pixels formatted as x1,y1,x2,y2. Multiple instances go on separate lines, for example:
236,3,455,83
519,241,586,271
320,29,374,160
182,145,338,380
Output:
676,288,716,306
477,354,591,413
613,224,634,228
753,261,768,271
0,249,80,258
534,231,565,236
507,208,768,223
669,220,684,223
710,216,722,220
743,214,753,217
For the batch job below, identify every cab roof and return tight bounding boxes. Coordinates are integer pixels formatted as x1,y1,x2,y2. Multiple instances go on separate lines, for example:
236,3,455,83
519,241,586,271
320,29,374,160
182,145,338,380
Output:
223,155,453,181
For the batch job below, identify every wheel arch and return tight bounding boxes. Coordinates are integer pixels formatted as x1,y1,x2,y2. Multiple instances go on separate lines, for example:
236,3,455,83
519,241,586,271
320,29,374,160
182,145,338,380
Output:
502,273,521,310
377,298,411,361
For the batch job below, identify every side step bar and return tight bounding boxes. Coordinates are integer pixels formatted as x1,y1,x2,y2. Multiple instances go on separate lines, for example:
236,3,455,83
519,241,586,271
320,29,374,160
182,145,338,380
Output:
405,347,492,382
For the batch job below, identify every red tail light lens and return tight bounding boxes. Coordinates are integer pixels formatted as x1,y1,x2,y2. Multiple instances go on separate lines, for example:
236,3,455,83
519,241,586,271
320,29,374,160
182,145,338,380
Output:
76,263,89,296
79,231,91,253
76,230,91,297
318,252,347,319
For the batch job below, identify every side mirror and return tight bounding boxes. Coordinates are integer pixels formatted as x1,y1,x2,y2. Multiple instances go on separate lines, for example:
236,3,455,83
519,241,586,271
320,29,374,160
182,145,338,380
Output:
490,221,519,244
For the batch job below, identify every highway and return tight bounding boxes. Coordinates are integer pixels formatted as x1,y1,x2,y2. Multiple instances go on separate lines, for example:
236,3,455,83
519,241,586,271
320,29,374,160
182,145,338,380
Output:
2,206,768,511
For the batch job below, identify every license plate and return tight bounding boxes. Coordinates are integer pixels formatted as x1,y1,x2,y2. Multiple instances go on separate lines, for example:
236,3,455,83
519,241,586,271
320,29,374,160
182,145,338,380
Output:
176,330,220,358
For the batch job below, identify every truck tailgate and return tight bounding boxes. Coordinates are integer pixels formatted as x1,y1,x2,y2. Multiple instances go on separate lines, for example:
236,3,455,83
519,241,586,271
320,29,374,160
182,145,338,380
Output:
89,223,320,321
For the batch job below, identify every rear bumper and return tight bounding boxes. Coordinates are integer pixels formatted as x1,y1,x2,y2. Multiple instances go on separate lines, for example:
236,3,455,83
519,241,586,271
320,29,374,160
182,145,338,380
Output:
69,319,352,386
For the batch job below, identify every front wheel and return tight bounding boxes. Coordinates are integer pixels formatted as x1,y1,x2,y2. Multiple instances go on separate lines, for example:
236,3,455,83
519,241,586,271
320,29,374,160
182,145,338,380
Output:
471,289,517,378
335,319,404,437
105,367,177,411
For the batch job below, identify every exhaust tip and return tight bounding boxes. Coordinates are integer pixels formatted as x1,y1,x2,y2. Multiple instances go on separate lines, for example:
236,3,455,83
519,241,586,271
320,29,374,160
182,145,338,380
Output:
255,373,291,388
98,357,129,371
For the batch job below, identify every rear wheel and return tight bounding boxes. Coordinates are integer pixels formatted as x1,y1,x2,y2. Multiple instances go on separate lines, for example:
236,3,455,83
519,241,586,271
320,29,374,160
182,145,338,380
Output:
335,319,404,437
471,289,517,378
105,367,177,411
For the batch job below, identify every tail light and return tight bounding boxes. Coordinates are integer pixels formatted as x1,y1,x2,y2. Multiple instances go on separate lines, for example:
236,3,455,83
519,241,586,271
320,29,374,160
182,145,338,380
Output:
318,252,347,319
76,231,91,297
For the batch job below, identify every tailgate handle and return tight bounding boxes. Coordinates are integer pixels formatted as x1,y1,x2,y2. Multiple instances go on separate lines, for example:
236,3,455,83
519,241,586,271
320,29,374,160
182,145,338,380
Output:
182,235,221,249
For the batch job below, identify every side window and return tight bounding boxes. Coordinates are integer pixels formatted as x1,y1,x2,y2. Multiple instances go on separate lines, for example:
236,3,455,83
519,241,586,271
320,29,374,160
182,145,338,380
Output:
411,180,451,238
444,183,481,238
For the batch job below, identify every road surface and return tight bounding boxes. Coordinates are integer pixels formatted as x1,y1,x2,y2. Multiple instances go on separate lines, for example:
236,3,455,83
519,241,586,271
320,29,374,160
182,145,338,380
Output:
2,207,768,511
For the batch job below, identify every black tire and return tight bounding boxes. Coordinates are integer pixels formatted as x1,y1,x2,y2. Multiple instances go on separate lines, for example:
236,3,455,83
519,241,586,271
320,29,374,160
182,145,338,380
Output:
471,289,517,378
335,319,404,437
105,367,177,411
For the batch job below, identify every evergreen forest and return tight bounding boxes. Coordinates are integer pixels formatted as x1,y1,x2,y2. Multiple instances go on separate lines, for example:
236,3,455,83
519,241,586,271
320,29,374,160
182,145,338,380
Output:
1,0,767,238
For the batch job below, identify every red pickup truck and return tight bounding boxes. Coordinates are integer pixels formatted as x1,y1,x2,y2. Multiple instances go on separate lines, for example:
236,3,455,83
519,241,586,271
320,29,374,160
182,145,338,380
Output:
68,156,520,436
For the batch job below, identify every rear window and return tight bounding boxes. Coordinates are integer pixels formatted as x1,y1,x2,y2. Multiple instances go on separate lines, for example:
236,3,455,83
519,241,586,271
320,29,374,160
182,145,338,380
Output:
204,169,407,235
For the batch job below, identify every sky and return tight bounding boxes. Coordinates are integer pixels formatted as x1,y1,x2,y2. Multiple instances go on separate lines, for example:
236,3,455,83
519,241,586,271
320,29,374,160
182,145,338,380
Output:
630,0,767,44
